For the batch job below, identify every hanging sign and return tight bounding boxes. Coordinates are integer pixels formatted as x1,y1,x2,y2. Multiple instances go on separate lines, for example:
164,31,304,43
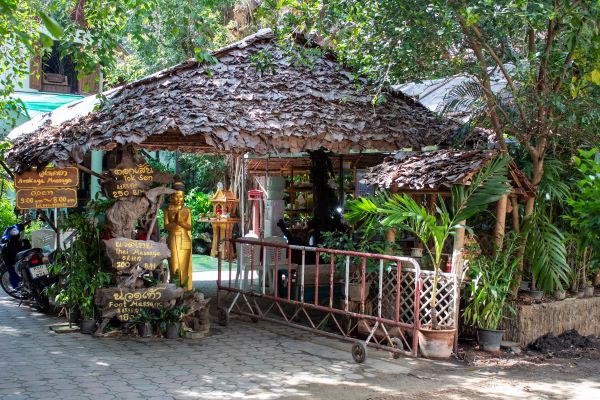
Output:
94,285,184,322
15,167,79,189
103,163,155,199
16,188,78,210
104,238,170,271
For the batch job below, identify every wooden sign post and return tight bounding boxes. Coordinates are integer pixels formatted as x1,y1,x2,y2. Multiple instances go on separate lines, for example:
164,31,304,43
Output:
15,167,79,210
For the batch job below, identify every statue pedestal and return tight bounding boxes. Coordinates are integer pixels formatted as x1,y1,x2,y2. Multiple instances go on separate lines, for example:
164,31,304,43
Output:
200,218,240,258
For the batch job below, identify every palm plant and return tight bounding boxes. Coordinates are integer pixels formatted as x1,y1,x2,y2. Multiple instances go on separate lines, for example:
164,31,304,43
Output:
463,232,521,330
345,155,512,329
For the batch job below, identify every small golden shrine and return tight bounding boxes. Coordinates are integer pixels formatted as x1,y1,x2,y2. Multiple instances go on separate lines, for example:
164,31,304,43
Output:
211,184,239,217
199,183,240,257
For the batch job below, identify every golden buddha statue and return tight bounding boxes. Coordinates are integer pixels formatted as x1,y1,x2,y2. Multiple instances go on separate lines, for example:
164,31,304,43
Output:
164,180,193,291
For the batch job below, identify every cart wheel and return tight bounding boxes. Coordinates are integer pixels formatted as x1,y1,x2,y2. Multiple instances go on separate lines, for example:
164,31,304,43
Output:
218,307,229,326
391,337,404,359
352,341,368,363
250,306,259,323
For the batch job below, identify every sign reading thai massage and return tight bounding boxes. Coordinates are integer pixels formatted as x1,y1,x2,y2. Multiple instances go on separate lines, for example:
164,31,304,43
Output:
104,238,170,271
15,167,79,189
16,188,78,210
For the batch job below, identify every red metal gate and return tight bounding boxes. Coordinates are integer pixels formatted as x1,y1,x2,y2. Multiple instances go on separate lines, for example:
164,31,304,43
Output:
217,238,456,362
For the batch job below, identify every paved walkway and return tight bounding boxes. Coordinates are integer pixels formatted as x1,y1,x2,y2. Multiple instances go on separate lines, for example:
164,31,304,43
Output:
1,275,599,399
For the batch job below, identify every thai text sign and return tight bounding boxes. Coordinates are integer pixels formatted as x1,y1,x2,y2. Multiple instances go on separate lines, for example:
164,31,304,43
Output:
105,163,154,199
104,238,170,271
15,167,79,188
95,285,183,322
16,188,78,210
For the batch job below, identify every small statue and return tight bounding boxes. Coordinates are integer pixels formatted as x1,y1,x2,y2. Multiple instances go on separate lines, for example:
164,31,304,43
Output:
164,179,193,291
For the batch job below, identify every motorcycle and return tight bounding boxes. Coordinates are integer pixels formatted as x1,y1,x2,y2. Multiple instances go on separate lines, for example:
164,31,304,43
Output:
0,222,57,311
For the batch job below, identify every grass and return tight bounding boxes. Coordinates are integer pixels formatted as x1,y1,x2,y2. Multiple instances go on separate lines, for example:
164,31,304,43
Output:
192,254,220,272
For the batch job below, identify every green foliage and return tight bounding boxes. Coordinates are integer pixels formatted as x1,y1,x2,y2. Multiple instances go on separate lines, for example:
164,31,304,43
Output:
179,154,226,193
319,229,401,274
346,155,511,327
185,189,212,249
129,309,159,325
463,232,521,330
523,212,570,293
158,304,188,332
48,214,111,318
249,50,277,74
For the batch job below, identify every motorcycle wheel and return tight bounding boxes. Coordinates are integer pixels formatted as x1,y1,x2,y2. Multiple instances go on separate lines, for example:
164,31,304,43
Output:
0,269,28,300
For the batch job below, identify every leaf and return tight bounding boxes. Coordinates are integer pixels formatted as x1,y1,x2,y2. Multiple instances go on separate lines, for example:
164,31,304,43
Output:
591,69,600,85
39,12,63,39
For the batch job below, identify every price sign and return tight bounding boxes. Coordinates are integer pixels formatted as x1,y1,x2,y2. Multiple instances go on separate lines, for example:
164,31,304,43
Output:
16,188,78,209
103,163,155,199
95,285,183,322
104,238,170,271
15,167,79,189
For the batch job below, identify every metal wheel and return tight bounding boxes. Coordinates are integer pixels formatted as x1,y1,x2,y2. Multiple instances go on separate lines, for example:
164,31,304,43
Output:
250,306,259,323
391,337,404,359
352,341,368,363
218,307,229,326
0,270,27,300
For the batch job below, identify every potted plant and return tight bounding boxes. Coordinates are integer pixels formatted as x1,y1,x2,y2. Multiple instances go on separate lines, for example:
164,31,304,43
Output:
463,232,521,351
131,309,158,338
346,156,511,358
159,304,189,339
78,271,111,334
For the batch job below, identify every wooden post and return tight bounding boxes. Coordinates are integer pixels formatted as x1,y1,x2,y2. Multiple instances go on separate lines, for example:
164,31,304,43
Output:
511,196,520,233
493,195,508,250
385,185,399,249
452,221,466,351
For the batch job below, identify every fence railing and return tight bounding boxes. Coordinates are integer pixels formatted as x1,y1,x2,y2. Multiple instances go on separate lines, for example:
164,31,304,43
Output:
217,238,456,359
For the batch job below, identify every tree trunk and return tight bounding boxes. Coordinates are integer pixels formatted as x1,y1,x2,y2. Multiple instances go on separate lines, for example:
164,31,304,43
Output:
493,196,508,250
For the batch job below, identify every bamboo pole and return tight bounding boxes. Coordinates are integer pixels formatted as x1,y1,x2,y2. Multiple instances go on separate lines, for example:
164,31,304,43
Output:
494,195,508,249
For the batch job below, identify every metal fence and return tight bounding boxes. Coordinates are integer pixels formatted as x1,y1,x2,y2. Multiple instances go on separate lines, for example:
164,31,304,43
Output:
217,238,456,362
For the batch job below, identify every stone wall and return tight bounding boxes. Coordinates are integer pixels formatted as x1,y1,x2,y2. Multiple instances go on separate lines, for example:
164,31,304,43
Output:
503,297,600,347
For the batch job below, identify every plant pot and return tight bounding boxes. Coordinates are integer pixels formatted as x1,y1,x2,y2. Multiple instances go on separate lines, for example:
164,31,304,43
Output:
67,308,81,324
553,290,566,300
519,280,531,291
477,328,504,352
80,319,97,335
584,286,594,298
527,290,544,300
138,322,154,338
577,289,586,298
165,323,180,339
417,327,456,359
410,248,423,258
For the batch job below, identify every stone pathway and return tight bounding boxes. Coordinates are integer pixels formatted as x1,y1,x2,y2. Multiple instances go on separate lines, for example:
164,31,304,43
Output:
1,277,599,400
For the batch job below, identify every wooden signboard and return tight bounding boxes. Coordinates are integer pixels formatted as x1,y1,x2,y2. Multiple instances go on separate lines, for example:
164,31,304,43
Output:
104,238,170,271
104,163,155,199
16,188,78,210
15,167,79,188
94,284,184,322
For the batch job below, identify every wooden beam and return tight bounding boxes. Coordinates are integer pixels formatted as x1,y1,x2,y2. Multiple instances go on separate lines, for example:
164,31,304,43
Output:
75,163,109,182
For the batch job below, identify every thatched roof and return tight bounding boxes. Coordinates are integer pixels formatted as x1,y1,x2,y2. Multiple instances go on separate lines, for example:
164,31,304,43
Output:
362,150,535,197
8,29,468,173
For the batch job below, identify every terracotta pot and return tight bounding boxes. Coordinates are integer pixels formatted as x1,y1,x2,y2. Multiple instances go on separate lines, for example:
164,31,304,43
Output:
418,327,456,359
410,248,423,258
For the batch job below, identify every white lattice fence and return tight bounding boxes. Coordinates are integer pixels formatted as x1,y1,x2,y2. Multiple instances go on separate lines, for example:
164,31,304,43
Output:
349,267,456,327
418,272,456,327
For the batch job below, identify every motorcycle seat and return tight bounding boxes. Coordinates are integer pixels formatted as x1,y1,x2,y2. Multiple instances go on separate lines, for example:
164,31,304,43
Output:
15,248,43,263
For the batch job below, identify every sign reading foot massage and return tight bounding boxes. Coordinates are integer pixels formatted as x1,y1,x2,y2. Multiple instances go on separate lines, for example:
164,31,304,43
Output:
15,167,79,209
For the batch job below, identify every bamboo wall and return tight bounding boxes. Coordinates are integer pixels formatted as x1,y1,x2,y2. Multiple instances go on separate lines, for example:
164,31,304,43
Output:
503,297,600,347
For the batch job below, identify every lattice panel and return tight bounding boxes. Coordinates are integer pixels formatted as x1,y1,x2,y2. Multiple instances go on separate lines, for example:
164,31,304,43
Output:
418,273,456,327
349,264,418,324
